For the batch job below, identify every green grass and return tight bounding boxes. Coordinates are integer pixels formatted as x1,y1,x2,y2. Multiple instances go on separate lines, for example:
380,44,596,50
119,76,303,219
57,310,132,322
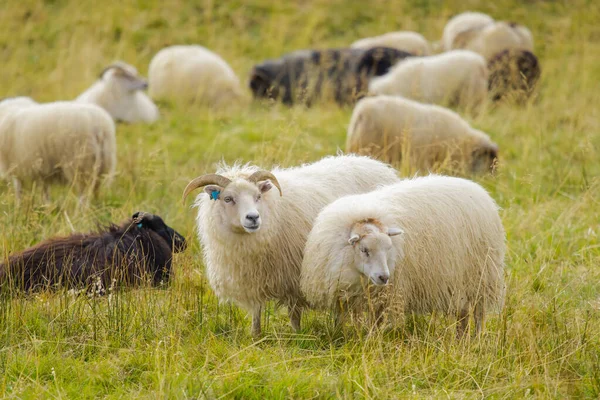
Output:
1,0,600,398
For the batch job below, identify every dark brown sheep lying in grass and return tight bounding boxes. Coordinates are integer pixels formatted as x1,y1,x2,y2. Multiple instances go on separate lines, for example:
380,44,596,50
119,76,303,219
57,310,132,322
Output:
0,212,186,292
249,47,414,106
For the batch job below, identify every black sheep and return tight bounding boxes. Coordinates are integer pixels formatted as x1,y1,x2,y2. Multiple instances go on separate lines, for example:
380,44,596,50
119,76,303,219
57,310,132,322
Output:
249,47,414,106
0,212,186,292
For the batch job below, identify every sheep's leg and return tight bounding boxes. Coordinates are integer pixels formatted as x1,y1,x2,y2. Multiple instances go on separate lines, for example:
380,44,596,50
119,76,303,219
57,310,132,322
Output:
12,178,22,205
456,307,469,339
288,304,302,333
42,183,50,204
474,301,485,336
251,305,262,338
334,301,347,328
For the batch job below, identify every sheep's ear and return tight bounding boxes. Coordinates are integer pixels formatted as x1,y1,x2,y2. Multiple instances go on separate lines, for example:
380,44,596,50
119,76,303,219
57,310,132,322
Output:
387,228,404,237
204,185,222,200
348,234,361,245
258,180,272,193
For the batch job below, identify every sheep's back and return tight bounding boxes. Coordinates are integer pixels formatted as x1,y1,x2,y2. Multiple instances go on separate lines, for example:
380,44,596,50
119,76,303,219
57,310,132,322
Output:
4,103,115,183
148,45,242,105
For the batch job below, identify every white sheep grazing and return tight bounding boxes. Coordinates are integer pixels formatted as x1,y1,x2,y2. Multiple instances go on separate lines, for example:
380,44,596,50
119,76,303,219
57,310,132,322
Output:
351,31,431,56
346,95,498,174
300,175,506,335
442,11,494,51
368,50,488,110
182,155,400,336
452,21,534,61
148,45,243,107
0,97,116,203
77,61,159,124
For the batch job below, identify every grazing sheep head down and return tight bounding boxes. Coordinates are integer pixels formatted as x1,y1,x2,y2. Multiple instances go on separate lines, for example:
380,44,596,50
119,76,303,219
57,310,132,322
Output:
132,211,187,253
100,61,149,92
348,219,403,286
471,139,499,174
183,171,283,234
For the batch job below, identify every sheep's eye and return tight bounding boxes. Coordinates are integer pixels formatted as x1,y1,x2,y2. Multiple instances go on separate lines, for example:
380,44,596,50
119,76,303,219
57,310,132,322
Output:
224,196,234,203
256,194,262,201
361,248,370,257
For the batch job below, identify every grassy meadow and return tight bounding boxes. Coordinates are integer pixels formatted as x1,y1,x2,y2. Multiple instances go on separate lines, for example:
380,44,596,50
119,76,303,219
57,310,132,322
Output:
1,0,600,397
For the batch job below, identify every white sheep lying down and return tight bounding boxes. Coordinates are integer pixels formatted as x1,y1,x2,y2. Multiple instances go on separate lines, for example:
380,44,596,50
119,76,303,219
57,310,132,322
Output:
351,31,431,56
77,61,159,124
182,155,400,336
300,175,506,335
368,50,488,110
0,97,116,202
148,45,243,107
346,96,498,174
442,11,494,51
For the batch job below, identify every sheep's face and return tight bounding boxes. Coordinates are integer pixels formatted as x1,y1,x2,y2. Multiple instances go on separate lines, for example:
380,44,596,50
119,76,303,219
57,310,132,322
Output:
471,141,499,174
205,179,274,234
133,212,187,253
103,64,148,92
348,221,403,286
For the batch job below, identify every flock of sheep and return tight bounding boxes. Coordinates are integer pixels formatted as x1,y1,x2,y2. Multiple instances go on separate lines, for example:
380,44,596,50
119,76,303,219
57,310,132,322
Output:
0,11,539,337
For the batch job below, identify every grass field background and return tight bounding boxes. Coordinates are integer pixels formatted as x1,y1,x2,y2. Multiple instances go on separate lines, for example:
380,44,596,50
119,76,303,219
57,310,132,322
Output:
1,0,600,398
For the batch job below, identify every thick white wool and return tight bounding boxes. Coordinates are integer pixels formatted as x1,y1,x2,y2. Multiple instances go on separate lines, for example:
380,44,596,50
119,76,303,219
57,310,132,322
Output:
346,95,497,173
0,98,116,196
300,175,505,322
148,45,243,106
352,31,431,56
442,11,494,51
368,50,488,109
193,155,400,313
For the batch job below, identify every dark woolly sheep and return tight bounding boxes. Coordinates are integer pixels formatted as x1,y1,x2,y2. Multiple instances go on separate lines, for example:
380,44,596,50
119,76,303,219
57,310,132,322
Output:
0,212,186,292
488,49,541,102
249,47,414,106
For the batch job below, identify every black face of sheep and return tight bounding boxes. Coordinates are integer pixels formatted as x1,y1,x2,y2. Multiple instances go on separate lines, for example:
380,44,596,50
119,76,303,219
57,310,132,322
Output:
488,49,541,103
249,47,413,106
0,212,187,293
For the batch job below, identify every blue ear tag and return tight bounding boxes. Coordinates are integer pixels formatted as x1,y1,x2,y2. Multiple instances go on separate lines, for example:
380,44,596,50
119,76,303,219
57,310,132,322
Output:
210,190,220,201
137,223,143,228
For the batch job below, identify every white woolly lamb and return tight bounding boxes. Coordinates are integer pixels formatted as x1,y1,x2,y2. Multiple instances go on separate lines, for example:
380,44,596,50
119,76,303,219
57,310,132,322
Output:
369,50,488,110
182,155,400,336
346,95,498,174
300,175,506,335
148,45,243,106
351,31,431,56
0,97,116,202
442,11,494,51
452,21,534,61
77,61,159,124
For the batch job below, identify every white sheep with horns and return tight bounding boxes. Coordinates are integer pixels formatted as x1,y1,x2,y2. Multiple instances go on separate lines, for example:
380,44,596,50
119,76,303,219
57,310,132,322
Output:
182,154,400,336
77,61,159,124
300,175,506,336
0,97,116,203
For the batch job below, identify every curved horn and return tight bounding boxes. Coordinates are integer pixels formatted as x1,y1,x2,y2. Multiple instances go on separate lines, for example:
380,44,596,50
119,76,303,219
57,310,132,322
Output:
182,174,232,204
247,170,283,196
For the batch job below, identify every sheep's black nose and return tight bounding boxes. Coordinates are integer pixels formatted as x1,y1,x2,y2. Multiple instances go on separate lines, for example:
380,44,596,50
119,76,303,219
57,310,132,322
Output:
378,275,389,285
245,213,259,223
